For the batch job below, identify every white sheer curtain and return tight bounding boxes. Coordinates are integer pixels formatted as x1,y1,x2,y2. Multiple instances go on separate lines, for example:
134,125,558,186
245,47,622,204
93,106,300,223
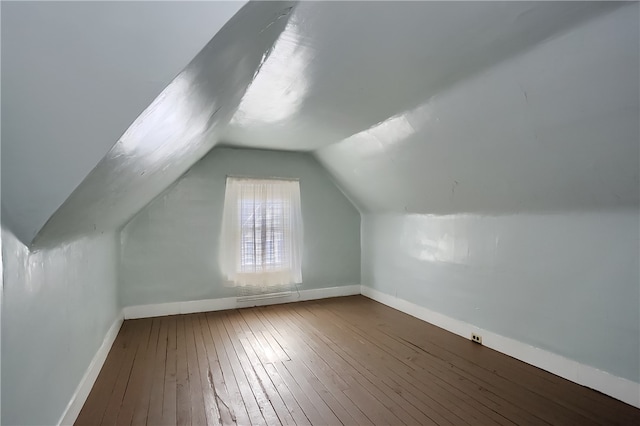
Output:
220,177,303,287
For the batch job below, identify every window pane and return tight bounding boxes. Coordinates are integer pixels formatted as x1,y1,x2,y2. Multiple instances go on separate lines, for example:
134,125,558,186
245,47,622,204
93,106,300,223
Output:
239,197,289,272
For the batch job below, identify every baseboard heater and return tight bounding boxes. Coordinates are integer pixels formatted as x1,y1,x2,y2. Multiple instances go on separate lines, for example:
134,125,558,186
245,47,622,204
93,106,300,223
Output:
237,291,293,302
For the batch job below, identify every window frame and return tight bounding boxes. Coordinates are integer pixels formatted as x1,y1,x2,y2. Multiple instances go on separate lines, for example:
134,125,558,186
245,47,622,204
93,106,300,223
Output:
220,176,303,288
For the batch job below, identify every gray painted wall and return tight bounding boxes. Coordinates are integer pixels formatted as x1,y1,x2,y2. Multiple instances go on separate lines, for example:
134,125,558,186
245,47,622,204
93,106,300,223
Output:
362,210,640,382
119,147,361,306
1,227,120,426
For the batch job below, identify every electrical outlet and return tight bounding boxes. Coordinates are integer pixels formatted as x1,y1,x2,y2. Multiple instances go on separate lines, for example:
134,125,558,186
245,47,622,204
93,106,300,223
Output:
471,333,482,344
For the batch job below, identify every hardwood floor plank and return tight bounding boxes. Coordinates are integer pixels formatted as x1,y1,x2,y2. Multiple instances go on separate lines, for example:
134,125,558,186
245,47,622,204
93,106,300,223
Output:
263,362,312,426
339,296,640,423
221,312,282,425
99,320,145,426
147,317,168,426
226,311,296,425
234,310,341,425
162,316,177,425
322,299,595,425
75,321,130,426
236,310,312,425
192,314,223,426
78,296,640,426
184,315,208,426
272,361,339,426
328,297,640,425
175,315,191,426
195,313,235,425
132,318,161,425
270,304,432,425
288,306,443,425
258,306,393,426
261,329,291,362
320,301,558,425
287,357,359,425
213,312,267,425
114,318,153,425
203,312,252,426
352,298,632,422
301,301,523,426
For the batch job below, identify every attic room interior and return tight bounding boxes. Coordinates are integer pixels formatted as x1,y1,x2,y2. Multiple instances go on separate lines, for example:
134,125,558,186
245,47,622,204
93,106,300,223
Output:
1,1,639,425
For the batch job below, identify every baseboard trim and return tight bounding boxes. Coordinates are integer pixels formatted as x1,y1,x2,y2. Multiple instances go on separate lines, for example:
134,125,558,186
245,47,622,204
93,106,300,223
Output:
123,284,362,320
360,285,640,409
58,311,125,425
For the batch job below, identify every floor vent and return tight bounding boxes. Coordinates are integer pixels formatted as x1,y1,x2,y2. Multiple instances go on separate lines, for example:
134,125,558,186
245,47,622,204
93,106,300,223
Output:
237,291,293,302
236,282,296,301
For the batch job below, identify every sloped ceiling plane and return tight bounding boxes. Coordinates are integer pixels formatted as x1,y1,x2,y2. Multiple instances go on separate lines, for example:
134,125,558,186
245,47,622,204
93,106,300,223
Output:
2,1,637,249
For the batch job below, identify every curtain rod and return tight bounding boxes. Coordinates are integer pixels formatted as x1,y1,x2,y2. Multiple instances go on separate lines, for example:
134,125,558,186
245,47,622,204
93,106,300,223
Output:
226,174,300,182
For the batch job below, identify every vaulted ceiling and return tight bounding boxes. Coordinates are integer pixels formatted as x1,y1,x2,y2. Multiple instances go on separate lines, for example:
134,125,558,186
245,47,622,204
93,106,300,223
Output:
2,1,638,248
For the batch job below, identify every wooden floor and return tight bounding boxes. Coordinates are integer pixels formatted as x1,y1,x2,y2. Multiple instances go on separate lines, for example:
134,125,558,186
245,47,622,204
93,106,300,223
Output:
77,296,640,425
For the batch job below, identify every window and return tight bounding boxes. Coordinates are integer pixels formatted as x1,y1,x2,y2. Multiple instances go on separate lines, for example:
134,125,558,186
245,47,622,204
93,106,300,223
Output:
220,177,303,287
239,197,286,271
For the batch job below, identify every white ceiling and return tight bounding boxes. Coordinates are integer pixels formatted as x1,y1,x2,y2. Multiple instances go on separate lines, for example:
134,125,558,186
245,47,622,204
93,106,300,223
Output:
315,3,639,214
223,1,621,151
1,1,246,244
2,1,637,246
226,1,638,214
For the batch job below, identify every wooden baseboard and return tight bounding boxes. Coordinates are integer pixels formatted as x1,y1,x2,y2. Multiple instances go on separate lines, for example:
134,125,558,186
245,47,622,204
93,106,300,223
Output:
58,312,124,425
122,284,362,319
